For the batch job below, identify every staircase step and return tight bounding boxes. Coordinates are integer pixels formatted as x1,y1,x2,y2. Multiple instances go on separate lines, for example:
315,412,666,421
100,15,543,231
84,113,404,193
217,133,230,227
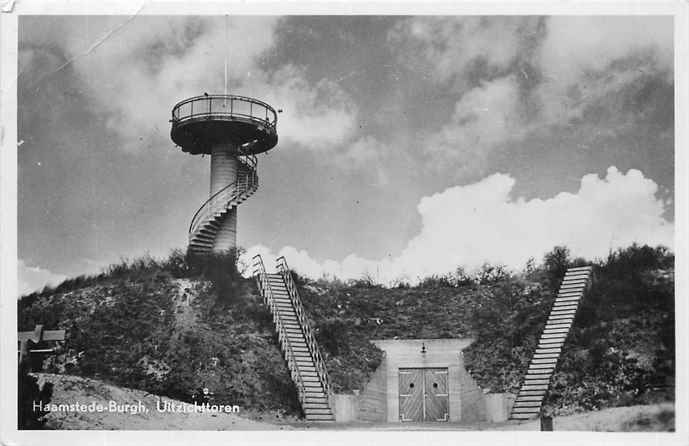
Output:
189,239,213,248
513,401,542,408
540,334,567,341
555,297,582,305
560,280,586,287
518,390,547,397
511,407,541,414
527,363,556,373
558,286,585,293
539,336,565,344
304,389,327,395
521,384,549,391
551,305,577,312
544,323,572,331
550,306,579,313
545,319,573,327
548,316,574,323
561,281,589,288
532,354,560,360
302,377,321,383
555,295,582,302
557,292,583,299
515,395,545,402
523,377,550,385
304,409,334,416
305,415,335,422
303,402,330,409
564,271,591,279
534,348,562,355
537,342,564,350
525,373,553,381
510,414,538,420
531,357,558,364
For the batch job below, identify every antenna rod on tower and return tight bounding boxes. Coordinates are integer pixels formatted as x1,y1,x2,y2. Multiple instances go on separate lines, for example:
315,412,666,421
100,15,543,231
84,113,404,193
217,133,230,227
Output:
224,14,228,96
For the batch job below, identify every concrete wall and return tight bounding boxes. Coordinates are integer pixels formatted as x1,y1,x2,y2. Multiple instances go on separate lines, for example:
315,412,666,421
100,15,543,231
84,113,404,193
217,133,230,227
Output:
370,339,484,423
332,394,358,423
457,366,486,423
484,393,516,423
357,355,388,422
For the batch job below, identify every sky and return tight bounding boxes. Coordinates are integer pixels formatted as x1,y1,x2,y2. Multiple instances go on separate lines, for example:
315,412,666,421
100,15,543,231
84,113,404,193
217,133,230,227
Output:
17,15,675,293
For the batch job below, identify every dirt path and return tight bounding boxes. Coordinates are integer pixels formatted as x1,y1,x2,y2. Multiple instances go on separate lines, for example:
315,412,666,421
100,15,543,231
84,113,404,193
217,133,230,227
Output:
35,373,289,430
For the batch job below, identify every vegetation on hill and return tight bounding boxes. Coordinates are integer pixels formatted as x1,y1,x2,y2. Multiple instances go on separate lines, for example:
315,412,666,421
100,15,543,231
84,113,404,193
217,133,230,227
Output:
294,244,674,414
19,251,303,418
18,244,674,421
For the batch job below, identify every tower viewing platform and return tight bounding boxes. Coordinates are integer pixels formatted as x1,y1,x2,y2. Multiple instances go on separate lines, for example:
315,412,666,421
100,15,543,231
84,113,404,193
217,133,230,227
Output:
170,94,279,255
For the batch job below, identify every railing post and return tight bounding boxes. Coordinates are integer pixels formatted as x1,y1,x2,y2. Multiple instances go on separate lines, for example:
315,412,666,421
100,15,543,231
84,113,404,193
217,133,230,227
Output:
252,254,307,407
275,256,331,397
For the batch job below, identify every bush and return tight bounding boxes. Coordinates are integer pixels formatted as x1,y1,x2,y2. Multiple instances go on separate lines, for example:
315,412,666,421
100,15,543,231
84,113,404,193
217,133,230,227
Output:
18,361,53,429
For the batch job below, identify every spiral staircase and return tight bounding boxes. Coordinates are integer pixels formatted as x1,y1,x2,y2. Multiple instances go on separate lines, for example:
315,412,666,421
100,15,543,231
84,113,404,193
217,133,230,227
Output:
187,154,258,255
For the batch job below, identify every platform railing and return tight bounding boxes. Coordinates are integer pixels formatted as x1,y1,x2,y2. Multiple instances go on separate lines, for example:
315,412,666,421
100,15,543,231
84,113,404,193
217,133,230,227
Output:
188,154,258,236
276,256,331,398
171,94,278,129
252,254,307,405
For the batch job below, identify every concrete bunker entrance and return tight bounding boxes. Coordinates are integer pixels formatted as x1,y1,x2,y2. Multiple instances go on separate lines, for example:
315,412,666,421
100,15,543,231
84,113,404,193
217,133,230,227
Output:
399,367,449,422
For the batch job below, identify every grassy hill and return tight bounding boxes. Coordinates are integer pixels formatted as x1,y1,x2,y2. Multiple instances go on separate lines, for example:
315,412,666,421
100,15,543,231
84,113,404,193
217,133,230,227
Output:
18,244,674,421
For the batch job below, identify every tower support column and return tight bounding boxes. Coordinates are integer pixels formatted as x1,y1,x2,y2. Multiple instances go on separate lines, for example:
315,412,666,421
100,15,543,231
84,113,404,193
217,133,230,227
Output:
210,143,238,254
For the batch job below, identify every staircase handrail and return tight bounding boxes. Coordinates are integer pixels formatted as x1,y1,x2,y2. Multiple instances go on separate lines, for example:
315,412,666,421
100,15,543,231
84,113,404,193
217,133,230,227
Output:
275,256,331,397
252,254,307,405
188,155,258,235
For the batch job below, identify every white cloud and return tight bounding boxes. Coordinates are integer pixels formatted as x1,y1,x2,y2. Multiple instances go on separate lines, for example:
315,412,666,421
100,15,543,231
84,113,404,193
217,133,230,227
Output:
18,260,67,296
390,16,674,170
389,17,536,83
22,16,357,152
426,75,523,170
253,65,357,151
242,167,673,285
539,16,673,89
535,16,673,124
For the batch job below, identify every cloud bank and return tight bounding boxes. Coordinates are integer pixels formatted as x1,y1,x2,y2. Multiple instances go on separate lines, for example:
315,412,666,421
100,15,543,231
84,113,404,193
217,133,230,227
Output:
20,16,357,152
18,260,67,296
242,166,673,284
389,16,674,173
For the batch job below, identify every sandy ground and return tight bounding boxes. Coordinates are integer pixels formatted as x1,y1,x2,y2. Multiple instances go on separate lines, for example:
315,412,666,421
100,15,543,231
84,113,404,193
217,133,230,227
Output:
33,373,673,431
292,403,674,431
490,402,675,432
35,373,291,430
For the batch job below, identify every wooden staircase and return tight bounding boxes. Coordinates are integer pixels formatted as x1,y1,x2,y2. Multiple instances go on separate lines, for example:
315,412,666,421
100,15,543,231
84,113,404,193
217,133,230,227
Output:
509,265,594,421
253,255,335,422
188,154,258,255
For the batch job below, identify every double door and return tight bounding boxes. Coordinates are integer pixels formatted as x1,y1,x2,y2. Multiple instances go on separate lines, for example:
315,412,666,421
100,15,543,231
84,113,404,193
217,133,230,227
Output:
399,368,449,422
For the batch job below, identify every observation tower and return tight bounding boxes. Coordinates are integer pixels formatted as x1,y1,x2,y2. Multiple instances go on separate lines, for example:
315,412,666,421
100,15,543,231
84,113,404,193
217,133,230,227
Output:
170,94,278,255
